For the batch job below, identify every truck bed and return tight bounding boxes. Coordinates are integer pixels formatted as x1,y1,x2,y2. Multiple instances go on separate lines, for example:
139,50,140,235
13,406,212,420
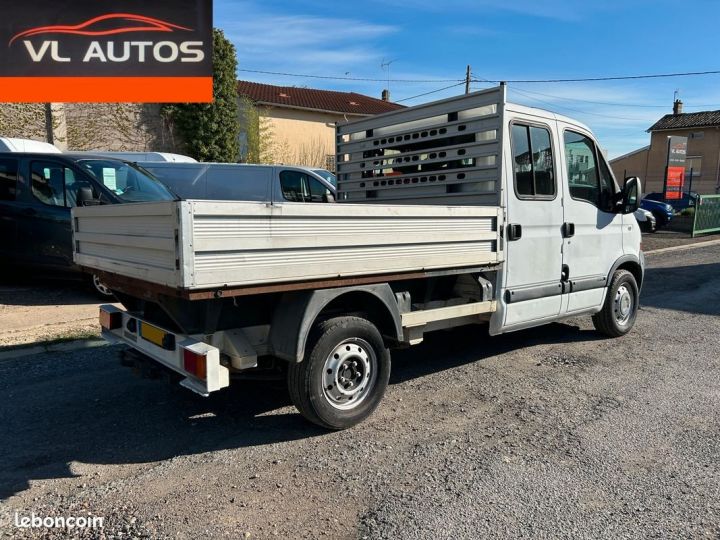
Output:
73,200,503,292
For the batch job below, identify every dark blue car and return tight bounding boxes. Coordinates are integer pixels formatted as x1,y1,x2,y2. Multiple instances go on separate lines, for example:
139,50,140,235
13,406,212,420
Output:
0,153,176,296
644,191,699,212
640,197,674,228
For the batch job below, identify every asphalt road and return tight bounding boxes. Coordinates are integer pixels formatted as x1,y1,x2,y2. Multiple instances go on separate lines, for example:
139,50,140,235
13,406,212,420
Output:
1,245,719,539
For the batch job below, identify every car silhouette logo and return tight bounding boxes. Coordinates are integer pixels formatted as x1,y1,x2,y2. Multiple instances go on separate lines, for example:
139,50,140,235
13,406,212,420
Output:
9,13,192,46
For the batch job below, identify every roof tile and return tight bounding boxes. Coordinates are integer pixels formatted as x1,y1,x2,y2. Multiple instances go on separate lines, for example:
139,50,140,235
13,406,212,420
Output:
649,110,720,131
237,80,404,116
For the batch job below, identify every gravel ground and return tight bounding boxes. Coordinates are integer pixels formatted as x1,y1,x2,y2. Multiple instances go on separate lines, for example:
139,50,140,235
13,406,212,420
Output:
0,279,108,348
1,245,719,539
641,229,718,252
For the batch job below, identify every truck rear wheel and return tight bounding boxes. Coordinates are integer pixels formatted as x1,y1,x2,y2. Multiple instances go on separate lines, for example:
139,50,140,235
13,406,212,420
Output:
592,269,639,337
287,316,391,430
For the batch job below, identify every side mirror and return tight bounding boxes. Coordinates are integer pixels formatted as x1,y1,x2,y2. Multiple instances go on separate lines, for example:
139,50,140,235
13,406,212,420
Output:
322,190,336,203
77,186,100,206
621,176,641,214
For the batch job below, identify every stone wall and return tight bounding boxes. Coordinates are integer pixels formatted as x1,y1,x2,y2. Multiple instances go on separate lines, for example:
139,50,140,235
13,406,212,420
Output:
0,102,180,153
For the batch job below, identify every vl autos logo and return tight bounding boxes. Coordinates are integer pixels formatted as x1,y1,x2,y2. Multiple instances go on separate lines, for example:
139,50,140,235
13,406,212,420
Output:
9,13,206,64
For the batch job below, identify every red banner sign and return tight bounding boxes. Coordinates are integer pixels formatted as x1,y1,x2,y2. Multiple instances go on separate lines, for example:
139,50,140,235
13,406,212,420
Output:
665,166,685,200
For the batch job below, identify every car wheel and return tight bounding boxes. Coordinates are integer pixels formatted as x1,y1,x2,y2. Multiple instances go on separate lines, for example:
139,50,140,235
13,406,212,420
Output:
651,211,667,228
287,316,391,430
90,274,115,298
592,270,639,337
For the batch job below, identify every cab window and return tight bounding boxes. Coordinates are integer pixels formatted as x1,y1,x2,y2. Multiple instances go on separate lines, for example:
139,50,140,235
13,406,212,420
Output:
280,171,306,202
280,171,332,202
564,131,616,211
511,124,555,198
31,161,69,207
0,158,19,201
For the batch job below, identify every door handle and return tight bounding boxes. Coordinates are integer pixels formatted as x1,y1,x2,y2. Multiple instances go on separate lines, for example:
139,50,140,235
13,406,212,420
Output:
507,223,522,241
562,222,575,238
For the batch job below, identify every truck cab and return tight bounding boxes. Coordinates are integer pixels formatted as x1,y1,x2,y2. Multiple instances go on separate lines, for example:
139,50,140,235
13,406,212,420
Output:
496,103,643,334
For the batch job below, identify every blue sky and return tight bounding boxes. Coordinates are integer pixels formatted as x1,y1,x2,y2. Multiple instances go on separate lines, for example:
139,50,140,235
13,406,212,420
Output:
215,0,720,158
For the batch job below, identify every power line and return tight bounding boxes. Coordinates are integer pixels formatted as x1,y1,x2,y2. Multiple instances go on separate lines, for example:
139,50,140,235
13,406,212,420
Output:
509,87,650,121
238,68,463,83
506,86,720,110
472,69,720,84
396,81,468,103
509,87,668,108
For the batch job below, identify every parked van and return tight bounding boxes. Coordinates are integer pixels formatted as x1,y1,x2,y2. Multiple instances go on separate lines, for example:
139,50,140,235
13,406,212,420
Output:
0,137,61,154
75,151,197,163
138,162,336,203
0,153,175,296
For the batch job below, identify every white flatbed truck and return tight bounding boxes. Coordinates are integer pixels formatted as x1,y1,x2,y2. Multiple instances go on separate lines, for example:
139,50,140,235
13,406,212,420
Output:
73,85,644,429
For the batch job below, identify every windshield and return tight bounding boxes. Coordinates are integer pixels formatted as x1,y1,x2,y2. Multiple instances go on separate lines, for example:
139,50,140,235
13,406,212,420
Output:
78,159,175,203
312,169,337,188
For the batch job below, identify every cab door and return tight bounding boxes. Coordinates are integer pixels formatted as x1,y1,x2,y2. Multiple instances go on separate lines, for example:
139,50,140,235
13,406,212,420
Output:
0,157,22,266
26,159,75,269
500,120,565,331
557,127,625,314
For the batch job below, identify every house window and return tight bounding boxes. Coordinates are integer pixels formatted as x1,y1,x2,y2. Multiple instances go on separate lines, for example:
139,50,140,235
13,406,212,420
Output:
686,156,701,177
690,131,704,140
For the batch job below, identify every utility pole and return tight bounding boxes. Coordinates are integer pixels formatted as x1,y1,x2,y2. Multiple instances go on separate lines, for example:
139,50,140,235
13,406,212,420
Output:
465,65,471,94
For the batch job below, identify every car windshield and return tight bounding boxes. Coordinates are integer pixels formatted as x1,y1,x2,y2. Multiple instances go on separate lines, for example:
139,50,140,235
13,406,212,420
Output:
77,159,175,203
312,169,337,188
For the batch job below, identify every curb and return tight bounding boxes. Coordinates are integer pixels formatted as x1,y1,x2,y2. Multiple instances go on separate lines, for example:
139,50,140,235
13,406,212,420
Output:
0,338,110,361
644,238,720,255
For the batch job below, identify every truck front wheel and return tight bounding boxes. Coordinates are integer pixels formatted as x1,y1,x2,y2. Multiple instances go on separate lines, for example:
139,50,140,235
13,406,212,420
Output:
592,269,639,337
287,316,391,430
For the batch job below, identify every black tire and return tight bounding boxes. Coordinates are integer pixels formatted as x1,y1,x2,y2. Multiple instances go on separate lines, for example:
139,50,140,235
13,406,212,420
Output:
592,270,639,337
651,210,667,228
287,316,391,430
89,274,115,299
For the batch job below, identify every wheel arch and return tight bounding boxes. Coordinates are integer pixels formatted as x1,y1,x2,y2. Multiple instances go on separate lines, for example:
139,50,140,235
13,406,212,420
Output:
268,284,403,363
610,254,644,291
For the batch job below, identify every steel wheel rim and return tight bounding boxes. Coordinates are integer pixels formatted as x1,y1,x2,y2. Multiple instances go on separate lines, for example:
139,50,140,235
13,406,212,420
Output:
614,284,634,326
322,338,377,411
93,275,113,297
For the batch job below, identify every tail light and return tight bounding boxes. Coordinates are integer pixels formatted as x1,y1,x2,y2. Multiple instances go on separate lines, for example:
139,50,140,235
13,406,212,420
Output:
99,307,122,330
183,348,207,380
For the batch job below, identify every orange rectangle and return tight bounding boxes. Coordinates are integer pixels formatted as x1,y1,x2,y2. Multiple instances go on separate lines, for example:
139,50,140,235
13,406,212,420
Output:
0,76,213,102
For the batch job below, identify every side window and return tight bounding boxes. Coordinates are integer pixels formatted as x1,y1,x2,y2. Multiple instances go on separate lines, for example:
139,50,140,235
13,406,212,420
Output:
31,161,66,207
564,131,617,211
280,171,308,202
564,131,599,206
0,158,19,201
307,177,330,202
511,124,555,198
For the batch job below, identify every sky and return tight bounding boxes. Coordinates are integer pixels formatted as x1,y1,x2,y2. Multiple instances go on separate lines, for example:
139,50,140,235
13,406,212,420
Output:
215,0,720,159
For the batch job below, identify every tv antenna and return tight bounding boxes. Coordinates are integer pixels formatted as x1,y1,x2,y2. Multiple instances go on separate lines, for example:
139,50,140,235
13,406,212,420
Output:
381,58,396,92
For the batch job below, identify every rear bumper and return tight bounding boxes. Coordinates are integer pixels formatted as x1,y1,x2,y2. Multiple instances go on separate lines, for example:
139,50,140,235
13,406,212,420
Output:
99,305,229,396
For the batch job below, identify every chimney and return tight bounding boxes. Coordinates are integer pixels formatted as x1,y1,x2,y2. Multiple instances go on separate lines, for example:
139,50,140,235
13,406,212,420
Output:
381,89,390,102
673,99,683,115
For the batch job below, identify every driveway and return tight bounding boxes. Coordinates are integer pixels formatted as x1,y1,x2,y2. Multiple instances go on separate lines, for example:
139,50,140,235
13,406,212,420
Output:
1,245,719,539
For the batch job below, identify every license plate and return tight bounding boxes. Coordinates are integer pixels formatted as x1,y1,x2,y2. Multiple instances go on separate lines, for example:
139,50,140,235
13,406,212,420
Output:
140,322,175,350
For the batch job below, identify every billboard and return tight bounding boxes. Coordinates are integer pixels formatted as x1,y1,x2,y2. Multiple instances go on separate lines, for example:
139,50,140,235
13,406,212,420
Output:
0,0,213,102
664,136,687,200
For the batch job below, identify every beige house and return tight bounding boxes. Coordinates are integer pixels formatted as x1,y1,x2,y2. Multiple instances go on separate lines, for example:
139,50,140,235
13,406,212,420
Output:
611,100,720,195
237,81,403,170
